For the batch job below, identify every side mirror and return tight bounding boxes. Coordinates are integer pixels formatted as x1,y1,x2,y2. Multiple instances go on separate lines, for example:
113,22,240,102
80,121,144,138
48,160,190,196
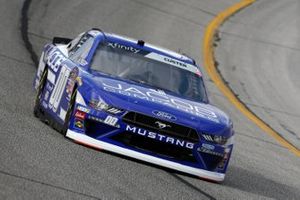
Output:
52,37,72,45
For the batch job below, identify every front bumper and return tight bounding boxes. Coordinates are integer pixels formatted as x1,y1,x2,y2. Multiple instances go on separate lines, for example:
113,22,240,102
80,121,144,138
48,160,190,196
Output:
66,129,226,182
69,103,233,181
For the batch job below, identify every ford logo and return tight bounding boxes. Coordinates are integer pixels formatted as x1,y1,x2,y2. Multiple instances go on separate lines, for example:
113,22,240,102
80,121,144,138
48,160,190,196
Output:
152,110,177,121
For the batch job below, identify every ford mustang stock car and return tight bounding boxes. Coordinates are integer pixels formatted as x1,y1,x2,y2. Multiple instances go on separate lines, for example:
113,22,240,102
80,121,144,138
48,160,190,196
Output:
33,28,234,182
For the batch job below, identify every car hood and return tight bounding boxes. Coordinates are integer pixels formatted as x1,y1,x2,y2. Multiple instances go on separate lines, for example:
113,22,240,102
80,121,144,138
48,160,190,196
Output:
79,72,233,137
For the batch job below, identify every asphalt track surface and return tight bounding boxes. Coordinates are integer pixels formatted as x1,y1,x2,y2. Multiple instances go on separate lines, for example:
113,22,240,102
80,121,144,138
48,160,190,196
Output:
0,0,299,199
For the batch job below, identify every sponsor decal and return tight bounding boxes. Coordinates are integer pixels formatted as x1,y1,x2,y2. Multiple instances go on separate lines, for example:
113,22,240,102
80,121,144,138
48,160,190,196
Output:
145,52,200,75
202,143,215,150
155,121,171,129
125,125,194,149
75,119,84,129
102,81,219,123
197,146,224,157
152,110,177,121
46,83,54,91
107,42,140,54
44,91,50,101
77,106,90,113
88,116,101,122
45,46,67,73
103,115,118,126
106,107,123,114
66,67,79,98
76,77,83,86
75,110,86,120
88,115,120,128
163,57,187,68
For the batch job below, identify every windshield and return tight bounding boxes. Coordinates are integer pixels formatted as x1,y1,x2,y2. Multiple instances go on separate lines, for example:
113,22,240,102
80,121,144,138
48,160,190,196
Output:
90,42,208,103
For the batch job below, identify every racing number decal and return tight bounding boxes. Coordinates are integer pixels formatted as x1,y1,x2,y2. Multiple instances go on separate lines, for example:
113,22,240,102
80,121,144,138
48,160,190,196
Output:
104,116,118,126
49,65,71,112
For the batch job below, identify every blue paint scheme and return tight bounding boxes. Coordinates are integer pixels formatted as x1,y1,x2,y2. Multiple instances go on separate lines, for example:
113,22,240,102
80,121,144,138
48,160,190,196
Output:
34,30,234,175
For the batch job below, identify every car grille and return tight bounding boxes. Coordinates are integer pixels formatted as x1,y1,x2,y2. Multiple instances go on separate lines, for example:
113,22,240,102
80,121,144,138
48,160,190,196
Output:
111,131,197,163
122,112,199,143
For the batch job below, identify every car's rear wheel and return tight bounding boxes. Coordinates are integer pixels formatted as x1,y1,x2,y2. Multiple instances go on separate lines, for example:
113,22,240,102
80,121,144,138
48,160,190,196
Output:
33,69,47,118
61,88,77,136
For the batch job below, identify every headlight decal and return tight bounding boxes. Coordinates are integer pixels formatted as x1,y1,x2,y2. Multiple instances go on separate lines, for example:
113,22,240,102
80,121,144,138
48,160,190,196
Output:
89,98,123,114
202,134,231,145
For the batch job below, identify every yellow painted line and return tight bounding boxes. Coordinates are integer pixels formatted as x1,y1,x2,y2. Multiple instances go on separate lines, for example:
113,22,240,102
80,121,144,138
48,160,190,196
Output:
203,0,300,157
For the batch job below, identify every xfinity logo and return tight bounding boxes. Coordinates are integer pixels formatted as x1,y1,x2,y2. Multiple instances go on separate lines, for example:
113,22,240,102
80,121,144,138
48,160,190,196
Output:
155,121,171,129
152,110,177,121
107,42,140,54
126,125,194,149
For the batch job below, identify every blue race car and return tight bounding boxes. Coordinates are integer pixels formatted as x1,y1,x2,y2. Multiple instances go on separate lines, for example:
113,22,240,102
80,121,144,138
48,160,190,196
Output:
33,29,234,182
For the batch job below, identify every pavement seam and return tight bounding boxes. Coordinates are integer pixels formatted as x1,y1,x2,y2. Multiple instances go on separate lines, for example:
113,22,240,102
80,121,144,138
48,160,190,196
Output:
221,30,300,52
169,173,217,200
0,53,33,66
28,31,52,40
0,170,101,200
128,0,206,27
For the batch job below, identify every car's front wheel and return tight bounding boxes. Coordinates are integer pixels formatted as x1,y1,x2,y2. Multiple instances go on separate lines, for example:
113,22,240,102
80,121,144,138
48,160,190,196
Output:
33,69,47,118
61,88,77,136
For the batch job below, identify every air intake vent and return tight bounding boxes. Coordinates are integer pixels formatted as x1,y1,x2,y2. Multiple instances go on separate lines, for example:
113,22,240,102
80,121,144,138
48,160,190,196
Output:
122,112,199,143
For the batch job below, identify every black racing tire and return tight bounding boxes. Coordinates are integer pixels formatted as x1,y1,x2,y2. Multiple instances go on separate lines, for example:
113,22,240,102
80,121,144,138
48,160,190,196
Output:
61,88,77,136
33,69,47,118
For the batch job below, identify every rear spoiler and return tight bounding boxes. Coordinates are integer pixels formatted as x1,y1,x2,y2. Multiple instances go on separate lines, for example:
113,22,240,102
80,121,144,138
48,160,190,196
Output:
52,37,72,45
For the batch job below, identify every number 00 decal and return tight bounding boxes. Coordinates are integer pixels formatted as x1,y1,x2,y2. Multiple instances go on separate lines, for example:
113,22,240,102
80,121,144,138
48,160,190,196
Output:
49,65,70,112
103,116,118,126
